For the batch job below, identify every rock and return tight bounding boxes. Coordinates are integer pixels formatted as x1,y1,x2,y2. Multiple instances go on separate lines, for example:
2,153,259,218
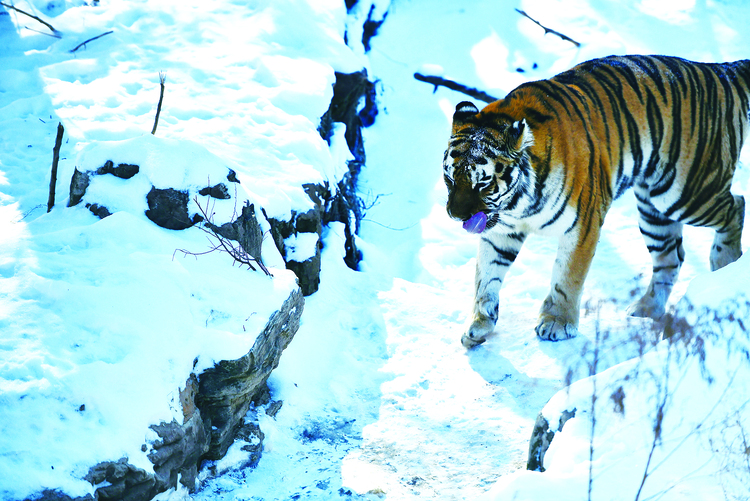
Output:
43,36,376,501
526,413,554,472
148,412,210,491
234,422,264,469
66,161,236,231
211,69,378,293
318,70,376,165
84,458,157,501
267,186,324,296
50,140,307,499
68,162,139,209
196,287,305,459
199,183,231,200
145,187,196,230
286,253,322,297
230,203,264,262
203,202,268,274
362,5,388,53
266,215,296,258
85,203,111,219
142,375,210,492
265,400,283,418
299,184,326,233
68,168,90,207
316,70,376,270
22,287,305,501
95,160,140,179
527,408,576,472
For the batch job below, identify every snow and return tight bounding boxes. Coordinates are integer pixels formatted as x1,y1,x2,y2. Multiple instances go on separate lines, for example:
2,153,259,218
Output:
1,0,750,501
284,232,320,263
485,268,750,500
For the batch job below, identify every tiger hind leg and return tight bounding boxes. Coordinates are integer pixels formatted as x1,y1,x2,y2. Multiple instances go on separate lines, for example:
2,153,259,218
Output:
627,191,684,319
709,194,745,271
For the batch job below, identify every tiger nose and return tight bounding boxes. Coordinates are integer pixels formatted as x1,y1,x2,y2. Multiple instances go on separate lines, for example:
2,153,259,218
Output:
446,204,465,221
446,194,477,222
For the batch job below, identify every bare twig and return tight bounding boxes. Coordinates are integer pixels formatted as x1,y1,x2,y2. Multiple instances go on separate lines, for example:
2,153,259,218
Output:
516,9,581,47
587,308,601,501
647,367,743,479
414,73,499,103
70,30,113,53
151,72,166,135
360,218,419,231
47,122,64,213
574,297,750,500
15,204,46,222
0,1,60,37
175,196,272,276
740,415,750,475
634,343,673,501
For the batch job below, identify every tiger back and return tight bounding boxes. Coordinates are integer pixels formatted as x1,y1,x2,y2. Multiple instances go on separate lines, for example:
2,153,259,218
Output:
444,55,750,347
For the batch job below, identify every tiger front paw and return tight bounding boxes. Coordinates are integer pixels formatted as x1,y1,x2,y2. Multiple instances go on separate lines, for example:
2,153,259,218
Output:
461,316,495,348
535,315,578,341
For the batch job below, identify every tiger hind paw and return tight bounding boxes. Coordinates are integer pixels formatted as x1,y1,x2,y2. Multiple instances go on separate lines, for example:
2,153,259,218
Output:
535,317,578,341
626,297,666,319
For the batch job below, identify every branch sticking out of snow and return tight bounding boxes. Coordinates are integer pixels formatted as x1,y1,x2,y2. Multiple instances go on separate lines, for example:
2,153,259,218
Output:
175,195,272,276
0,1,60,37
47,122,64,213
413,73,498,103
515,9,581,47
151,72,167,135
70,30,114,53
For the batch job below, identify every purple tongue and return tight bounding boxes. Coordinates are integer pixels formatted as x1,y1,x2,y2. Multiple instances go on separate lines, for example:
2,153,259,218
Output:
463,212,487,234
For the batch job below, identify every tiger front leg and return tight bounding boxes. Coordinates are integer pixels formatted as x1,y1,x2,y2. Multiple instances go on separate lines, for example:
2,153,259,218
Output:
463,232,526,348
536,227,599,341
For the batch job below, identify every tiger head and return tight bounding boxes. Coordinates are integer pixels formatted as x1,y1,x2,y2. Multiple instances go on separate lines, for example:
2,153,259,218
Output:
443,101,535,232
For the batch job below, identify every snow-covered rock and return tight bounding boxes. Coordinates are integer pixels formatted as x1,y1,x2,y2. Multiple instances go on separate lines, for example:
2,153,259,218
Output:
2,133,306,501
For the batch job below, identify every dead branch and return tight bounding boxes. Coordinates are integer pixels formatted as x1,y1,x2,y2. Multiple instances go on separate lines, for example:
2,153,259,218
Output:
0,1,60,37
151,72,166,135
175,196,272,276
414,73,498,103
70,30,113,53
47,122,64,213
516,9,580,47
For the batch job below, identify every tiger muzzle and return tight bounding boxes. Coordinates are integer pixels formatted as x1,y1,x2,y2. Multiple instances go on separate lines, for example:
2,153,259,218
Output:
446,187,485,222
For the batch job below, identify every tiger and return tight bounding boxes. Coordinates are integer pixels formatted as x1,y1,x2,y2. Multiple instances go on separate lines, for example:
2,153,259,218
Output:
443,54,750,348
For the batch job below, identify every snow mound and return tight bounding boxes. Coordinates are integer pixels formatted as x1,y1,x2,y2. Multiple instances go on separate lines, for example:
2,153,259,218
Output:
485,255,750,501
0,134,300,499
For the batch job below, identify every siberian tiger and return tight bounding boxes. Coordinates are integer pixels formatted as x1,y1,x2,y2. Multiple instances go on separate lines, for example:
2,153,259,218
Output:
444,54,750,348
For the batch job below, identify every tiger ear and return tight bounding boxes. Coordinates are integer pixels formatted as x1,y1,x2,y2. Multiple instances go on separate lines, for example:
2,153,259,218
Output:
453,101,479,123
508,119,534,152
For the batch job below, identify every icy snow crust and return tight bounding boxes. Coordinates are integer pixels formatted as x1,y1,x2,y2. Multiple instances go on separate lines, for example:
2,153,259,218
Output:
1,0,750,500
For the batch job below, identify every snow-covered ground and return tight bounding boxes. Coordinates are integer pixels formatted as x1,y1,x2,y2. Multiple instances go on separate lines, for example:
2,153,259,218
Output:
2,0,750,500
